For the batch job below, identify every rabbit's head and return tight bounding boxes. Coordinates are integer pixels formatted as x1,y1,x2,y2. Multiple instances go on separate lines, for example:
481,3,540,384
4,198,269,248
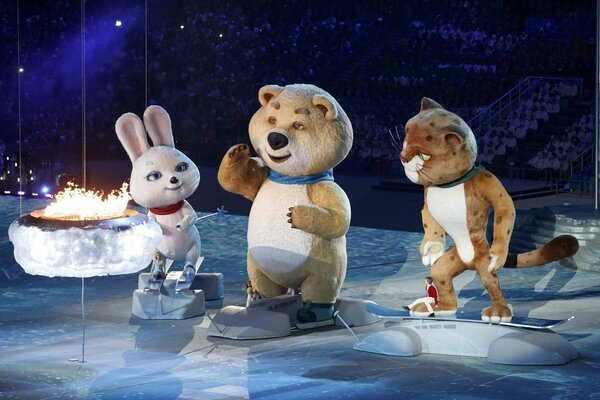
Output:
116,105,200,209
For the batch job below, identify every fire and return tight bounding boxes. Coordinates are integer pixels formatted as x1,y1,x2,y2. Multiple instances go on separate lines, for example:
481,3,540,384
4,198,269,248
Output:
43,181,132,221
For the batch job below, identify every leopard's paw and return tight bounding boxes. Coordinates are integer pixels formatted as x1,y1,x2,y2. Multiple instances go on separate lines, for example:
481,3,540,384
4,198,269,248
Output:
481,304,512,323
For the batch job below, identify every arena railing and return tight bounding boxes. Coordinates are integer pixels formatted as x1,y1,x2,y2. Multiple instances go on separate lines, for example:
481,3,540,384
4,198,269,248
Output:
468,76,583,136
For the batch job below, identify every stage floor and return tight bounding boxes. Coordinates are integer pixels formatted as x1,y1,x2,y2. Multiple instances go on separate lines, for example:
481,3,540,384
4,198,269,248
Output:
1,198,599,399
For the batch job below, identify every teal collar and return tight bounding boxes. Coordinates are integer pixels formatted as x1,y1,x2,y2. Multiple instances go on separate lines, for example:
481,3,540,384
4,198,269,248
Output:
268,169,334,185
437,165,483,188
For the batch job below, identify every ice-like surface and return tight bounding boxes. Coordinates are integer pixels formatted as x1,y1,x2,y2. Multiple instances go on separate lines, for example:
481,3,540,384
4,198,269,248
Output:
1,197,600,399
8,212,162,278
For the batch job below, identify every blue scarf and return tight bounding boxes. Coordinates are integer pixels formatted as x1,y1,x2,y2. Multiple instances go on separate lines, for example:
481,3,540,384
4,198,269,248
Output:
268,169,334,185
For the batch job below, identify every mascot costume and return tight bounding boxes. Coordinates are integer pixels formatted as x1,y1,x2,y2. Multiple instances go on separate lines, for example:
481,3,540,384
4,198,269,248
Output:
218,83,353,328
399,97,579,322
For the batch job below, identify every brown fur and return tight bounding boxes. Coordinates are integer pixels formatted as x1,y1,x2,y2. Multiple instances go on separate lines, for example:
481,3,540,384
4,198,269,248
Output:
403,98,579,321
218,144,268,201
218,84,352,306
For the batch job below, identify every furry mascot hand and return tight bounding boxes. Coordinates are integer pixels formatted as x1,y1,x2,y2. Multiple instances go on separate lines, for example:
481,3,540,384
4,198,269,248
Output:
421,240,444,266
488,244,508,273
287,205,316,231
176,213,198,232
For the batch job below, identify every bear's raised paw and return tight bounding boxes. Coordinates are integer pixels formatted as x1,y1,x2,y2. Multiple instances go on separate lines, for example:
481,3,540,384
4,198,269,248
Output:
226,144,250,166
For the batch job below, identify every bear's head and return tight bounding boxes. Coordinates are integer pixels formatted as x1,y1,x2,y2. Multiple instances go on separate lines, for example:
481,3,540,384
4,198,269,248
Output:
249,84,353,176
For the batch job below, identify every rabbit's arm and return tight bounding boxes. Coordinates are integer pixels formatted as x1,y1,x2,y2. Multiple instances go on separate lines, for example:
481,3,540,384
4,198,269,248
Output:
176,202,198,231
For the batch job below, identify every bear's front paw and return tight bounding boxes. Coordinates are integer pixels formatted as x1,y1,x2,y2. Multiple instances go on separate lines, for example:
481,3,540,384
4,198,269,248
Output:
287,205,315,232
225,144,250,166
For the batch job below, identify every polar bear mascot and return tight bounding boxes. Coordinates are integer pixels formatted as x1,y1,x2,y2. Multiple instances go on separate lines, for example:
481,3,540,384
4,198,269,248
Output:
218,84,353,328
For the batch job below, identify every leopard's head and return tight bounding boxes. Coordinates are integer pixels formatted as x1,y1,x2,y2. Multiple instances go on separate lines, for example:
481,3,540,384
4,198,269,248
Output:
400,97,477,186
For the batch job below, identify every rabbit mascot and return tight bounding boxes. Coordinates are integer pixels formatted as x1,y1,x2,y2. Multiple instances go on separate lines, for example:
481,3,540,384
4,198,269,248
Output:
117,106,220,319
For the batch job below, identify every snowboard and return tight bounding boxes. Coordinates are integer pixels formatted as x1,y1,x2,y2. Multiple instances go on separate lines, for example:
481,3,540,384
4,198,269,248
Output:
366,303,573,330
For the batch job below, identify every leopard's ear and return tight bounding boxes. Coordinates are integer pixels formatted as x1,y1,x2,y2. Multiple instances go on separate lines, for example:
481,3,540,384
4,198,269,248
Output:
420,97,444,112
444,132,464,148
441,122,468,149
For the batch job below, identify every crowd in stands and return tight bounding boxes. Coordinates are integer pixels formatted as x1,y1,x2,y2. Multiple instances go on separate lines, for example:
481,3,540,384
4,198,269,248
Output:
528,113,594,172
0,0,596,191
476,80,578,164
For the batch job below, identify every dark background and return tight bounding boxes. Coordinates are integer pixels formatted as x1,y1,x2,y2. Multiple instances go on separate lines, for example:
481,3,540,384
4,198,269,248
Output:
0,0,595,230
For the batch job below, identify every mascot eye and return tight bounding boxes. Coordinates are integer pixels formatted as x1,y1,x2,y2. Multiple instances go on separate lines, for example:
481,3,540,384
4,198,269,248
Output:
146,171,162,182
418,153,431,161
175,162,189,172
268,116,277,125
293,122,305,130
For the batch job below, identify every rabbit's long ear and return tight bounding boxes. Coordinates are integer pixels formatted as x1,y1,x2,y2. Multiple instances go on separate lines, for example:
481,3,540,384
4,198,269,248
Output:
115,113,150,162
143,105,174,147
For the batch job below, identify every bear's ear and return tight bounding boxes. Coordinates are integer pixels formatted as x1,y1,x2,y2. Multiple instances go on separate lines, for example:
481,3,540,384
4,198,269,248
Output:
312,94,338,120
420,97,444,112
258,85,284,106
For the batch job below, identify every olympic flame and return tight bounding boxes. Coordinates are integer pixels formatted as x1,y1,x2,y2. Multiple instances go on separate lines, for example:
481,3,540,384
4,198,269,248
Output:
43,181,132,221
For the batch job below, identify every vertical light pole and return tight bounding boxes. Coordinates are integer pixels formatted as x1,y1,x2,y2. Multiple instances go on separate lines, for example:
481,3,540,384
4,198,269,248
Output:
596,0,599,209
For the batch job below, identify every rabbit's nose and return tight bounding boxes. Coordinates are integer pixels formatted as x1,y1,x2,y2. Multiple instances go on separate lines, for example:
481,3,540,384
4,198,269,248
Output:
170,177,179,184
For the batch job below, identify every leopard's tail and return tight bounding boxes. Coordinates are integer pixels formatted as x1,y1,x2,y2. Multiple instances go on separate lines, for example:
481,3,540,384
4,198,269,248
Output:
504,235,579,268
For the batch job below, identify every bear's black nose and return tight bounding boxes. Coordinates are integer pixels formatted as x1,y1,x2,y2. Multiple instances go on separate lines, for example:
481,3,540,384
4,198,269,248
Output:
268,132,289,150
170,176,179,184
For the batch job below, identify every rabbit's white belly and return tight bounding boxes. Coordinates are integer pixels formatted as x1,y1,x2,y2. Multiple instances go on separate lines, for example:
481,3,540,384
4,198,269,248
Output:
248,181,313,274
156,214,200,262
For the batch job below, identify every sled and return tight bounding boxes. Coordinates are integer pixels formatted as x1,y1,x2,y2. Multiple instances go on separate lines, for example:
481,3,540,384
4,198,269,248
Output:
207,294,381,340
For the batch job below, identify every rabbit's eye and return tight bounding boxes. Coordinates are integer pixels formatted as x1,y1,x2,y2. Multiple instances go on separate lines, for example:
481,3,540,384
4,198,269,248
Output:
293,122,305,130
268,117,277,125
146,171,162,182
175,162,189,172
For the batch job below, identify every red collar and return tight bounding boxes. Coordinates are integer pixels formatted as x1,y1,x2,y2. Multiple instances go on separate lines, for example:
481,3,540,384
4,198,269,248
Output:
150,201,184,215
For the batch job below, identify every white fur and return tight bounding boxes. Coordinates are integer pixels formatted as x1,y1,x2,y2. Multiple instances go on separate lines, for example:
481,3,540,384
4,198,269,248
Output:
422,240,445,266
248,181,313,274
148,202,201,265
481,304,513,322
115,106,201,271
129,147,199,208
255,132,313,176
427,184,475,264
487,253,498,272
401,155,424,184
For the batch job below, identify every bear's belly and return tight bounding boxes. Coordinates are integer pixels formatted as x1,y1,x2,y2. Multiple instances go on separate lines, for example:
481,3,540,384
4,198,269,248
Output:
427,184,475,264
248,181,313,275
